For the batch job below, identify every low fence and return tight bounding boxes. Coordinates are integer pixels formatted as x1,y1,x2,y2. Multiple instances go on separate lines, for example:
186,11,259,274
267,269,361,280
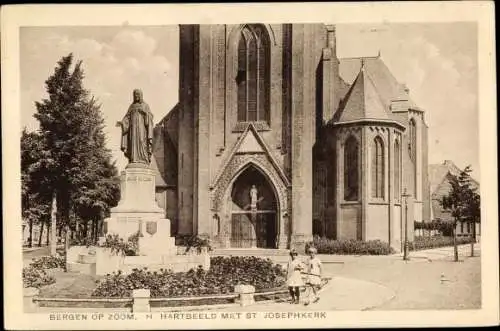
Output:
25,285,255,313
25,277,332,313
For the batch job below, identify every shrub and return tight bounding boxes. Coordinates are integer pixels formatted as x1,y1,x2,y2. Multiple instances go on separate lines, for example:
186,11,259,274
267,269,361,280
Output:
92,256,286,298
176,235,213,254
409,235,475,251
98,233,140,256
305,236,395,255
30,255,65,269
414,220,455,236
69,236,98,247
23,266,56,288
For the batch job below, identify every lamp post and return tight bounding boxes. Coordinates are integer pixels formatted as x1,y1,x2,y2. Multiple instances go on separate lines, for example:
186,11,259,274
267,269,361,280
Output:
402,188,411,261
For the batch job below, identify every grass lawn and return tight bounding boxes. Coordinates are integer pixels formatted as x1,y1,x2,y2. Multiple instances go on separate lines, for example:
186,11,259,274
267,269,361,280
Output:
39,269,103,298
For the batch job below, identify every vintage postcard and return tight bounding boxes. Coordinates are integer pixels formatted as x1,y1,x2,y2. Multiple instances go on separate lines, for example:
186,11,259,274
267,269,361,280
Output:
2,2,498,329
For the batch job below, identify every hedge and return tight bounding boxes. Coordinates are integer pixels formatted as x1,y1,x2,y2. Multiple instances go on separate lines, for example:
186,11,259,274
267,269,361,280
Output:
305,236,395,255
409,235,475,251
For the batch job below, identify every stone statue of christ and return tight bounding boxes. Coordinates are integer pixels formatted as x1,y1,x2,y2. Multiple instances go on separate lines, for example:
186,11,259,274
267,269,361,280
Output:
117,89,154,165
250,185,258,210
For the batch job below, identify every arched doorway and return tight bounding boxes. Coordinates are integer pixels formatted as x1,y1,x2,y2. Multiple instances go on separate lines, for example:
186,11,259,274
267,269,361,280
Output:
230,165,278,248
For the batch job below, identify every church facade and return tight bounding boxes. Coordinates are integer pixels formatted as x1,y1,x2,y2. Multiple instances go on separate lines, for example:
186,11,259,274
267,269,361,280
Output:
152,24,430,252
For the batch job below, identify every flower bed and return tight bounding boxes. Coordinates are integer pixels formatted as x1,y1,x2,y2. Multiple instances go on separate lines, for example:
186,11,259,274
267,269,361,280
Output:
30,255,65,269
23,266,56,288
306,236,395,255
92,256,286,298
23,255,66,288
98,233,139,256
409,235,475,251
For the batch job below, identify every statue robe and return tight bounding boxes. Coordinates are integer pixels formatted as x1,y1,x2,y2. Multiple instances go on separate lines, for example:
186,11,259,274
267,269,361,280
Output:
120,102,154,164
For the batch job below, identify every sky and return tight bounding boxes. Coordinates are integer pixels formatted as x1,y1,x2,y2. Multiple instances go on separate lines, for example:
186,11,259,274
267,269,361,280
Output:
20,23,479,178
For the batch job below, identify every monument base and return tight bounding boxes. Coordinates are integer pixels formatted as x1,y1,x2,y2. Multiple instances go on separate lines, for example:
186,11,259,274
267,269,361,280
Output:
103,163,176,256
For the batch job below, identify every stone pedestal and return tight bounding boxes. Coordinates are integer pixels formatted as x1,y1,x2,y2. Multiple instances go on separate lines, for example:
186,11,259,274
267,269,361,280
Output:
24,287,40,313
234,285,255,306
112,163,164,214
103,163,176,256
132,289,151,312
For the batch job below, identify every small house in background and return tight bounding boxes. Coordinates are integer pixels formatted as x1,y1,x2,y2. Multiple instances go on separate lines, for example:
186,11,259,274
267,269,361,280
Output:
428,160,480,238
22,220,43,247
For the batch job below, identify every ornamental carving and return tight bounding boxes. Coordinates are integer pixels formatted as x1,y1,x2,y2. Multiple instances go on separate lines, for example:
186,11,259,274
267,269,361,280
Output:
146,221,157,235
210,154,289,214
338,127,361,146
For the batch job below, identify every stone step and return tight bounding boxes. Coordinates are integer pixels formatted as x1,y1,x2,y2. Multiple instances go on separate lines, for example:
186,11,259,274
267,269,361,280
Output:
67,262,96,275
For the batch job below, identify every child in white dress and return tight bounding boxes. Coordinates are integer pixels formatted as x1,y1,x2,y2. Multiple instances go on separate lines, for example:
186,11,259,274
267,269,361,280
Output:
304,247,322,305
286,249,304,304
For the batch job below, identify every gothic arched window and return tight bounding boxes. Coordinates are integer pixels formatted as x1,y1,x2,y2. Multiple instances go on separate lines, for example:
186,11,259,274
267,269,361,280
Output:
409,119,417,196
237,25,270,123
344,136,359,201
372,136,385,199
394,139,401,201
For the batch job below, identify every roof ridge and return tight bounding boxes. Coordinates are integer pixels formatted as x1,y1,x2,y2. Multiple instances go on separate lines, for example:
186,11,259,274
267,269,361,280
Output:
332,69,363,122
362,67,391,118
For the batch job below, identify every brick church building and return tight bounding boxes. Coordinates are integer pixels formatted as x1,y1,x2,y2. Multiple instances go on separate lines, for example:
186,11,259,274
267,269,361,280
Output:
151,24,430,252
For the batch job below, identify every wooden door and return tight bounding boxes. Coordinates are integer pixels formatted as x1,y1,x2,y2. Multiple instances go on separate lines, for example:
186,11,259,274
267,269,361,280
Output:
231,214,255,248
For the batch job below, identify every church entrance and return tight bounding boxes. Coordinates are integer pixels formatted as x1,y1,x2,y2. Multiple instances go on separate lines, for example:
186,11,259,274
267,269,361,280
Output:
230,166,277,248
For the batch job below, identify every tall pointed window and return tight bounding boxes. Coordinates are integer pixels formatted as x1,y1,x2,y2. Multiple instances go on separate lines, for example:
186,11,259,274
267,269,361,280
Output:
372,136,385,198
344,136,359,201
237,25,270,123
394,139,401,201
409,119,417,196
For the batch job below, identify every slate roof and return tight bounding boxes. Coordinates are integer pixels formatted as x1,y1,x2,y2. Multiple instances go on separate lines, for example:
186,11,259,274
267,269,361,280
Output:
332,56,419,126
333,62,390,123
339,56,418,109
152,103,181,187
150,152,167,187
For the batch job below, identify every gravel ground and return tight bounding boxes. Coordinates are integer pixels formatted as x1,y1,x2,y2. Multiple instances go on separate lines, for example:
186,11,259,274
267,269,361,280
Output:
322,250,481,310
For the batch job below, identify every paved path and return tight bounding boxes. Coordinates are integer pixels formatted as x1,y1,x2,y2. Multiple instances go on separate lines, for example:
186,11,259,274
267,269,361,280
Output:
217,276,395,312
215,244,480,311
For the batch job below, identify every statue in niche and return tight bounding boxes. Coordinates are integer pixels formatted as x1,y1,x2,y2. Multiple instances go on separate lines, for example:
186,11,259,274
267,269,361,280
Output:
116,89,154,165
250,185,258,210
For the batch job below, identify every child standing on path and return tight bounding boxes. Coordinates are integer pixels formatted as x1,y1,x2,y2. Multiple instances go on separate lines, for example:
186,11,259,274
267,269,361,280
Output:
304,247,322,305
286,249,304,304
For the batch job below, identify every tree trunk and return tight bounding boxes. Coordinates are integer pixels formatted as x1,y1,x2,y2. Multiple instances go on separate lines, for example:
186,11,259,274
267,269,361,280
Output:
38,221,45,247
91,220,95,242
471,220,476,257
94,219,99,242
46,222,50,246
50,191,57,256
64,223,70,272
28,219,33,248
83,220,88,240
453,221,459,262
97,219,104,241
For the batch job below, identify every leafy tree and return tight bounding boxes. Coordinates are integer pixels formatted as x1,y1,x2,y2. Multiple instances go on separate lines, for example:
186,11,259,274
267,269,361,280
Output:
29,53,119,262
21,129,52,247
72,99,120,243
441,166,480,261
468,189,481,257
